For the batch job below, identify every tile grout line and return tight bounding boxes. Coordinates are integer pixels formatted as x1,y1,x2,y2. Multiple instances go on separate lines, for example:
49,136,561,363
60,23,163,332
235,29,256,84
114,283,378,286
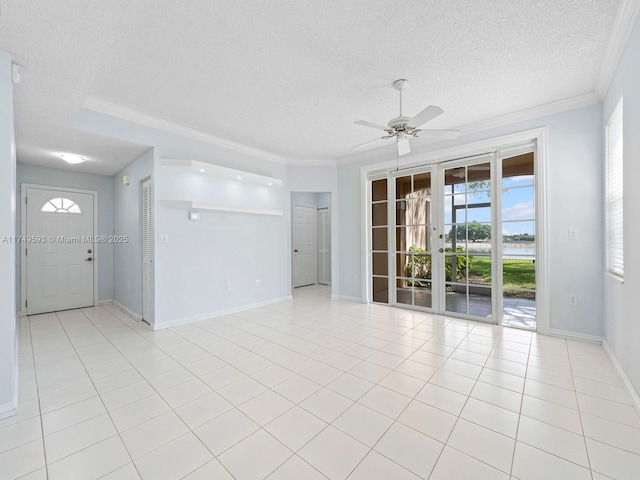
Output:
566,342,596,480
28,314,50,480
507,328,533,478
77,308,238,480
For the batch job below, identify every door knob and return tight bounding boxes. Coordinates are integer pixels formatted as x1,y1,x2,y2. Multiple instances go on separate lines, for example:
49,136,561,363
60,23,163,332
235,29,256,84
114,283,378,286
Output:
438,248,444,253
86,257,93,262
87,249,92,254
294,249,299,253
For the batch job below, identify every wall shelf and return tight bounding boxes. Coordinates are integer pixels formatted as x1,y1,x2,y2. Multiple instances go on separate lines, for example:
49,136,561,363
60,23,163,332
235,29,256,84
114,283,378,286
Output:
160,200,283,217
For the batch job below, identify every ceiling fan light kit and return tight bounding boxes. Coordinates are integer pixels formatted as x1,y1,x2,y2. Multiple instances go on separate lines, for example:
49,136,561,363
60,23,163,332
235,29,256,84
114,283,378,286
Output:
354,79,460,156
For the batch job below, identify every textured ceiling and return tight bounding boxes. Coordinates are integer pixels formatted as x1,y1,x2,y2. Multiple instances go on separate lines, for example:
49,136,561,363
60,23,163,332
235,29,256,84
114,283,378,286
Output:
0,0,626,172
0,0,150,175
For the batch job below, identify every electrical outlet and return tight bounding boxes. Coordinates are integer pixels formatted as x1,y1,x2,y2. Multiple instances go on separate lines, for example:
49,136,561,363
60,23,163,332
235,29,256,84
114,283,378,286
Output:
568,293,578,306
226,281,231,290
568,228,578,240
351,275,356,281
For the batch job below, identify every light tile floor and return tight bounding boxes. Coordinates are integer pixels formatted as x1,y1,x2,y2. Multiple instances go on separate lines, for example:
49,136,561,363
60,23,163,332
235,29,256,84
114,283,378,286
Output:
1,285,639,479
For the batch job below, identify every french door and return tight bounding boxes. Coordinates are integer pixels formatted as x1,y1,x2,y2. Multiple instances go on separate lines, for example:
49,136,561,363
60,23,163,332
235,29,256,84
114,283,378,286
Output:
369,148,537,329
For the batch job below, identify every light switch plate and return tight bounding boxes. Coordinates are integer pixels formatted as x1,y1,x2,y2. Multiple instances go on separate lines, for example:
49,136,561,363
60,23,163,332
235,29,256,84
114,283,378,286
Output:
158,233,169,243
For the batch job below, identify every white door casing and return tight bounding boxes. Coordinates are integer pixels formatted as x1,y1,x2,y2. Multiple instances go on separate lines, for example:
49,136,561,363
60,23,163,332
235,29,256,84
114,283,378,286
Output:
292,204,317,288
318,208,330,285
25,187,95,315
142,178,154,323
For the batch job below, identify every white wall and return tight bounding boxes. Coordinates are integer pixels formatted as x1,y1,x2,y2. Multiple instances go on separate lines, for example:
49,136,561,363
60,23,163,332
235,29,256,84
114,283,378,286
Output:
291,192,320,206
338,103,604,336
74,109,291,328
154,167,288,327
16,164,115,305
0,50,17,418
603,13,640,396
113,148,154,316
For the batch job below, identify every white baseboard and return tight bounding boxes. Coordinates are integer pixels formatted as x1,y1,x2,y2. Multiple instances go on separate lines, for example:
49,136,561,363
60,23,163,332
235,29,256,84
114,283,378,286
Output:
548,329,603,345
602,338,640,416
152,296,292,331
0,399,17,420
111,300,143,321
330,294,362,303
97,299,113,306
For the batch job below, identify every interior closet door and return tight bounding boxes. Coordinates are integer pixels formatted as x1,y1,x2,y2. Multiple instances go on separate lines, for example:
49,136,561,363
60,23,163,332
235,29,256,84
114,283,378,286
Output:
317,208,330,285
142,178,154,323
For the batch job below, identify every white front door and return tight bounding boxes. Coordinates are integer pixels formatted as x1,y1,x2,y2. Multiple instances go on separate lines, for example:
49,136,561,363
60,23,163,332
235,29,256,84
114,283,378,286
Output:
292,204,317,288
25,187,95,314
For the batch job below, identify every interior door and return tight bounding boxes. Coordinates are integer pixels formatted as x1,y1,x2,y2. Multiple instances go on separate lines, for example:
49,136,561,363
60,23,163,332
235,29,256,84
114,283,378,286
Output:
142,178,153,323
292,204,317,287
26,187,94,314
317,208,330,285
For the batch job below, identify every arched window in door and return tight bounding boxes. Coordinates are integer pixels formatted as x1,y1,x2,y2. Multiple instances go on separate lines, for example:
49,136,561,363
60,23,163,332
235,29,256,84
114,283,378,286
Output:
41,197,82,214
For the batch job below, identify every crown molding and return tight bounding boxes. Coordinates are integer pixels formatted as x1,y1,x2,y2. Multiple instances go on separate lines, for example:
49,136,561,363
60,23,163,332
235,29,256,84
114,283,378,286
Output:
338,92,600,165
457,92,601,136
83,96,289,165
596,0,640,98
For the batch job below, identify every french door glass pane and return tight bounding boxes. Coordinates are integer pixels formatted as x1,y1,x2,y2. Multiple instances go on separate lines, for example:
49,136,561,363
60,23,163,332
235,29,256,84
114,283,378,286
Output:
371,179,388,304
372,253,388,276
395,172,432,309
373,277,389,303
445,285,467,313
502,152,535,328
443,161,492,319
372,203,387,226
372,227,388,251
372,179,388,201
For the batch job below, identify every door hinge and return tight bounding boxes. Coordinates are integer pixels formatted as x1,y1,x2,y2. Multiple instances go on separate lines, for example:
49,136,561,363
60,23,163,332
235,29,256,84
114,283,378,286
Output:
25,300,27,308
25,248,27,256
25,196,27,204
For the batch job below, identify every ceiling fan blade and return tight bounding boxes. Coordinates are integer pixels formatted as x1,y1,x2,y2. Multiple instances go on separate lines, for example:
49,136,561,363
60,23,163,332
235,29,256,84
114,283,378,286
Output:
417,129,460,140
355,120,389,131
352,137,386,149
397,137,411,156
408,105,443,128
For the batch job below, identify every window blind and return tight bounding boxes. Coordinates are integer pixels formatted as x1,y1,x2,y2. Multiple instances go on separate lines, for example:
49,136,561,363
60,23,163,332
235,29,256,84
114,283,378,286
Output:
606,97,623,278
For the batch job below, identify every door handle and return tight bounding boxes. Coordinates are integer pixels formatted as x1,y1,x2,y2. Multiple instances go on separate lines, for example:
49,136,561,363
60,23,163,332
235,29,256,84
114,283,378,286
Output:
438,248,444,253
86,257,93,262
294,249,299,253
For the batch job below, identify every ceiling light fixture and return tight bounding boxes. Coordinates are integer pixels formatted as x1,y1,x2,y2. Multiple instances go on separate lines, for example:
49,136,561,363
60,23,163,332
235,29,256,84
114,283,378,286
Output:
237,176,242,180
199,168,205,172
60,153,86,164
267,182,273,186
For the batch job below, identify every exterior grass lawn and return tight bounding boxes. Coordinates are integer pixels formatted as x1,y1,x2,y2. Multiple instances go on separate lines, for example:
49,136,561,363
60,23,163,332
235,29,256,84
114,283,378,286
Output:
468,256,536,290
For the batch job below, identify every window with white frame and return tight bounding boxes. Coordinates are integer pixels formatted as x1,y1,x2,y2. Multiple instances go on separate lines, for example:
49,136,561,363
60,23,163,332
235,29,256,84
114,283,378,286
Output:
606,97,623,278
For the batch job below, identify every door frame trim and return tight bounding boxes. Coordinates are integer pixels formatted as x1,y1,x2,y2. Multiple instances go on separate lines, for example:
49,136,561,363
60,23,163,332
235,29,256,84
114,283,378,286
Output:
360,127,549,335
21,183,100,314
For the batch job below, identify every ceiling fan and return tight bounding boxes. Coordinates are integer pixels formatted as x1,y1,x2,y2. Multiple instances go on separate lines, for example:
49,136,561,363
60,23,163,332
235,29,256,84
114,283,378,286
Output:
354,79,460,156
